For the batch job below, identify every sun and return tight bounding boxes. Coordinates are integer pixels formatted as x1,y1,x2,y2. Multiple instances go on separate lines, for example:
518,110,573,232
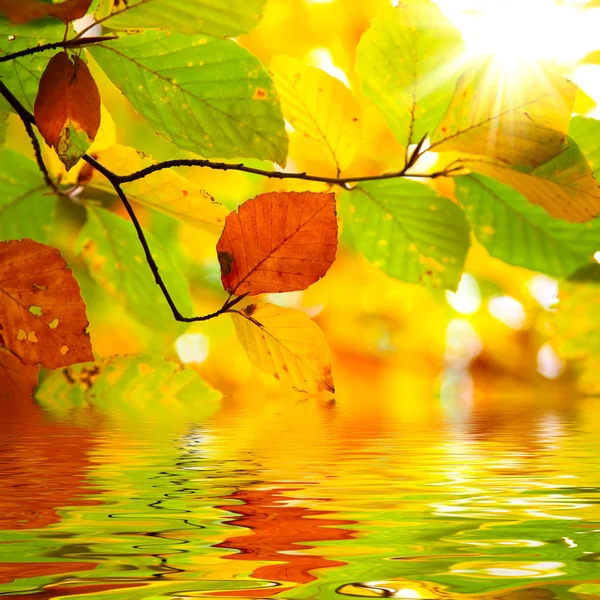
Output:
434,0,596,67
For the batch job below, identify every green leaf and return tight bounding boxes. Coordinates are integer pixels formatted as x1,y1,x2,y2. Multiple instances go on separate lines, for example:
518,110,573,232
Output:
0,17,64,113
96,0,266,37
356,1,463,149
0,149,55,243
76,205,193,331
88,30,288,165
569,116,600,176
0,111,8,147
36,354,221,416
455,174,600,278
342,179,470,290
431,58,577,169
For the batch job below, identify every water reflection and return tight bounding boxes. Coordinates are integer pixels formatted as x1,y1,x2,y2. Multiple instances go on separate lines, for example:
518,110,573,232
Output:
0,389,600,599
215,487,356,594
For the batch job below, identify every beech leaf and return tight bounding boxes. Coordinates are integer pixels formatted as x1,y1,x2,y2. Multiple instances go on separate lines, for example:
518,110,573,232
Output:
270,55,361,172
95,0,266,37
216,191,338,296
431,58,576,169
34,52,101,171
0,239,94,369
463,139,600,223
356,1,464,149
0,346,39,402
0,0,92,24
232,303,334,393
79,145,228,229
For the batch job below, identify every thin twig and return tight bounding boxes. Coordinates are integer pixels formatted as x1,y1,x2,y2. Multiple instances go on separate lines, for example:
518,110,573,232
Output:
0,36,118,64
116,158,450,188
82,155,231,323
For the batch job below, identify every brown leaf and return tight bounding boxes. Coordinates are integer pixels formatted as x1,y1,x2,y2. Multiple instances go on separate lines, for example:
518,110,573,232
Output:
0,0,92,24
0,347,39,402
216,191,338,296
34,52,101,170
231,303,335,393
0,239,93,369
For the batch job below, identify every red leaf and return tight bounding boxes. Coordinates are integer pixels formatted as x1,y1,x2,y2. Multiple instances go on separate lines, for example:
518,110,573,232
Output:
0,347,39,402
0,0,92,24
0,239,94,369
216,191,338,296
34,52,101,170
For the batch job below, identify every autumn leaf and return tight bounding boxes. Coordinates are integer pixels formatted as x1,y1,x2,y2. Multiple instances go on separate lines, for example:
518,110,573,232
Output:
34,52,101,171
0,239,93,369
216,191,337,296
0,347,39,402
430,58,576,169
231,303,334,393
0,0,92,24
36,355,221,414
270,55,361,172
463,139,600,223
79,145,228,229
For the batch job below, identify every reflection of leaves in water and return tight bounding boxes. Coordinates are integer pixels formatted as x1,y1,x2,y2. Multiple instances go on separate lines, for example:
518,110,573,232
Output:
215,487,356,589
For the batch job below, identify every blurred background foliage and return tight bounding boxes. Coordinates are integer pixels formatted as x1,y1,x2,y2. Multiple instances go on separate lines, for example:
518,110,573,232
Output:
3,0,599,399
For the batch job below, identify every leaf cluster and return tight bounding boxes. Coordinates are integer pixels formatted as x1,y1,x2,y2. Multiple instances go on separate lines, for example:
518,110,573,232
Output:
0,0,599,398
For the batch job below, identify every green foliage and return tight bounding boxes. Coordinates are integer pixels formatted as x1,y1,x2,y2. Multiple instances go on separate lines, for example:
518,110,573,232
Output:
342,179,470,290
0,149,55,243
456,174,600,278
96,0,267,37
88,30,288,164
76,206,192,331
356,0,464,149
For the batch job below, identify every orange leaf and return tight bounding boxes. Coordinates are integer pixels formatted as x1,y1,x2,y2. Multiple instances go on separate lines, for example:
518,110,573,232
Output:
0,0,92,24
34,52,101,170
0,239,93,369
216,191,338,296
0,347,39,402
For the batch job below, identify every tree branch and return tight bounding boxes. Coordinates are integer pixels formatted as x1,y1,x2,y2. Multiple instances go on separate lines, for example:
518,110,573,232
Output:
0,36,118,64
81,155,232,323
115,157,449,188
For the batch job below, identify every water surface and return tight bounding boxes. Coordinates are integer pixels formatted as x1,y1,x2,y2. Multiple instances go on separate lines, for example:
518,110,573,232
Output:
2,392,600,599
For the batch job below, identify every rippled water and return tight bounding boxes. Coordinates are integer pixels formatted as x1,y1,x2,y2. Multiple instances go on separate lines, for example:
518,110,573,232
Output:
2,391,600,599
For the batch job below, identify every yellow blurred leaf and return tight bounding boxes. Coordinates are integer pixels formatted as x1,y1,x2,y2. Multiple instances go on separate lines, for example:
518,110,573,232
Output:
270,55,360,173
463,140,600,222
81,145,228,229
231,303,334,393
431,58,577,169
580,49,600,64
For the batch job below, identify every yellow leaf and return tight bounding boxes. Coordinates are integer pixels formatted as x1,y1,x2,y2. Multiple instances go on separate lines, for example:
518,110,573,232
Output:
81,145,228,229
463,140,600,222
431,58,577,169
270,55,360,173
574,87,597,115
231,303,334,393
